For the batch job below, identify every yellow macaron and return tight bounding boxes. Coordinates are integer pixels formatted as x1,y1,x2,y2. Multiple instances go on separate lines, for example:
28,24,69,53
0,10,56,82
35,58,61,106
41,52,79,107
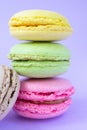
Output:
9,10,73,41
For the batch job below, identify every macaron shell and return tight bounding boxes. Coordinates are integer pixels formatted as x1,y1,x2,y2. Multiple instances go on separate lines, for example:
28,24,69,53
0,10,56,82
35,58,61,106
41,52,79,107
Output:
9,10,72,26
0,66,4,90
19,78,75,101
20,78,73,92
9,10,73,41
0,66,10,105
14,98,72,119
8,42,70,61
12,61,70,78
9,30,72,41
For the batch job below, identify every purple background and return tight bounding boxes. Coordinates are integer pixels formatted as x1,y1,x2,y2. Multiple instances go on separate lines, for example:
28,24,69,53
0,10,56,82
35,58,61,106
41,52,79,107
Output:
0,0,87,129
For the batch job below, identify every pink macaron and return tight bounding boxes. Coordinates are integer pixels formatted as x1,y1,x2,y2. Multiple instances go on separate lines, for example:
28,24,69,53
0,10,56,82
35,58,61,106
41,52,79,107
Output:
14,78,75,119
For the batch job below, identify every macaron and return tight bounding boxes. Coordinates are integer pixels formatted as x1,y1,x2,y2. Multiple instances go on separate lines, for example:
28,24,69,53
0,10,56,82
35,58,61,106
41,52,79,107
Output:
9,9,73,41
8,42,71,78
0,65,20,120
14,78,75,119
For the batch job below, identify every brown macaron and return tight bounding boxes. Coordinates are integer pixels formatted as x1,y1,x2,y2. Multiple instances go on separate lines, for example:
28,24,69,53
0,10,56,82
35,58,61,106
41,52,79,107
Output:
0,65,20,120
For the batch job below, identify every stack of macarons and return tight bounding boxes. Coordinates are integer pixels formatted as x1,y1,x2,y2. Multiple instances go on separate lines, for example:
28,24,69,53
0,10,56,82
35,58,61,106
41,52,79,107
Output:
8,10,75,119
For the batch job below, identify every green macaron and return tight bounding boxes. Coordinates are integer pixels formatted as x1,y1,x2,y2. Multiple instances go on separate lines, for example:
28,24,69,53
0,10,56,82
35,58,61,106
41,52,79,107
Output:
8,42,70,78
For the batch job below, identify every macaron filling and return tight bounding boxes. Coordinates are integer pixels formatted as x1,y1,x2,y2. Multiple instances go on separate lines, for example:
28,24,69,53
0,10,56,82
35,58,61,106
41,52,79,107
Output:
12,60,70,66
10,25,71,32
17,97,69,105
